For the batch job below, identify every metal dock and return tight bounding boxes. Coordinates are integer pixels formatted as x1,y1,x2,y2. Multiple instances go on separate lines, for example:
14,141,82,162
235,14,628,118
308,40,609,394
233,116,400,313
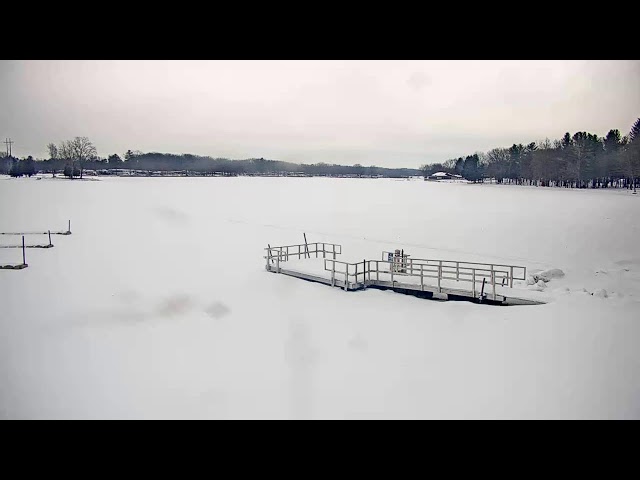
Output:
265,241,544,306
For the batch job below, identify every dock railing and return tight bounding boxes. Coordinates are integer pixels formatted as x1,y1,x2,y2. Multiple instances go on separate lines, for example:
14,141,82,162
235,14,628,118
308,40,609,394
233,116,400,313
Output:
265,242,342,272
322,257,525,299
265,242,526,301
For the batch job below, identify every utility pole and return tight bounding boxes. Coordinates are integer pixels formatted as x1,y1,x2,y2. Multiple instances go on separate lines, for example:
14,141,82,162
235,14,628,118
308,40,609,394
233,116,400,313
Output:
4,138,14,157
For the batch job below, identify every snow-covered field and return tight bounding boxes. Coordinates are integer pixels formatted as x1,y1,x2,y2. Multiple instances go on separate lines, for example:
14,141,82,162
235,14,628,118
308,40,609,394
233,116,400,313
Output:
1,175,639,419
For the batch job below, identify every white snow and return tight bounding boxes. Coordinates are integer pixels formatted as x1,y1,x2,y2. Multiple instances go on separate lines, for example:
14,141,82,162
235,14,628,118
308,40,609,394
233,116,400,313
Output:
593,288,608,299
536,268,565,282
1,176,639,419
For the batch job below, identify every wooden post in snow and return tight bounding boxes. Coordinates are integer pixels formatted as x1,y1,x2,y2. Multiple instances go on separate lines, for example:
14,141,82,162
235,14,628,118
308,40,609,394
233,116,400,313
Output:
48,230,52,247
22,236,26,265
68,220,71,234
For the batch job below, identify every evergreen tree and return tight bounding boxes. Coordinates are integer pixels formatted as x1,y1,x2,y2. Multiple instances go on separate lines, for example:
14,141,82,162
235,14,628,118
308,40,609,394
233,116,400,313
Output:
9,158,21,177
462,154,480,182
23,156,37,177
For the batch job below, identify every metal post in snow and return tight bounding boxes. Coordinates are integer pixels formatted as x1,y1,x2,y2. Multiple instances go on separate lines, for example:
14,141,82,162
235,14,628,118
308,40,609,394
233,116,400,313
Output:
472,269,476,297
303,233,310,258
48,230,52,247
266,245,271,270
491,266,495,300
22,236,26,265
68,220,71,234
492,270,496,300
363,259,366,286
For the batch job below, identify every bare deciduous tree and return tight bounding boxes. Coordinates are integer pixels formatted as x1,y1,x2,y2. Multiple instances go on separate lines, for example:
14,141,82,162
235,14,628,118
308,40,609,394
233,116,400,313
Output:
70,137,97,179
58,140,75,178
47,143,59,177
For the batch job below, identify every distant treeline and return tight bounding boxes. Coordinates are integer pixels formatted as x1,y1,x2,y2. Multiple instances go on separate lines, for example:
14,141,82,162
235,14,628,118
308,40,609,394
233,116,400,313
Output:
0,143,421,179
421,118,640,189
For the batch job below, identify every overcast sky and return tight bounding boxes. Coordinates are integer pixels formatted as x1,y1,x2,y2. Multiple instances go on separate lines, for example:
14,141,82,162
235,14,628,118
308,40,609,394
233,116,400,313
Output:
1,60,639,168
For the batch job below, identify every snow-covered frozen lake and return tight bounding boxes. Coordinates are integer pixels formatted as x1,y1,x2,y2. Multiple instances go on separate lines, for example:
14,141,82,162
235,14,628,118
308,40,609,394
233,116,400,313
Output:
1,175,639,419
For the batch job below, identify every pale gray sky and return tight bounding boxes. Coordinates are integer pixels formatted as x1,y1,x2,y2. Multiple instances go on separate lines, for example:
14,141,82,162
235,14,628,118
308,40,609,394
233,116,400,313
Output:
1,60,639,168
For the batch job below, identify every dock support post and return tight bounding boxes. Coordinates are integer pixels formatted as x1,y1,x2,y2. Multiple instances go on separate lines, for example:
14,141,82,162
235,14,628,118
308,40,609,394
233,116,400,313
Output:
420,264,424,291
266,245,271,270
364,259,366,287
438,260,442,293
376,261,379,282
510,266,514,288
472,270,476,297
22,235,26,265
491,269,496,300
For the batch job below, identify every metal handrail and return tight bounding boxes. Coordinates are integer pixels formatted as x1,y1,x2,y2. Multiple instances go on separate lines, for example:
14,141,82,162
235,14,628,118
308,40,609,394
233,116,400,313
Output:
383,251,525,275
266,242,526,299
322,257,521,296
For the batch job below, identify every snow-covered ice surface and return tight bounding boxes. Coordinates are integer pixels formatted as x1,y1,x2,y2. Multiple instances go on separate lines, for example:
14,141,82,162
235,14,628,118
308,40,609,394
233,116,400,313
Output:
1,175,639,419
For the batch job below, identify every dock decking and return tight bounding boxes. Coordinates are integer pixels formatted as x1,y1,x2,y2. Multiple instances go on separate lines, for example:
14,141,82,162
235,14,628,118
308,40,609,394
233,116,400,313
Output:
265,241,544,306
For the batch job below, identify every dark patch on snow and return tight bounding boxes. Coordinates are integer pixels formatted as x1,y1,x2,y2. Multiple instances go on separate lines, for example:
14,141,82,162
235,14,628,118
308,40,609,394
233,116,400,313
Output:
205,301,230,319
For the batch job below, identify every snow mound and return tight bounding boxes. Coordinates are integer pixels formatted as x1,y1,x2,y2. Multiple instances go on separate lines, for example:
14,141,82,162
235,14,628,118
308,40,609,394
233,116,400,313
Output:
537,268,565,282
592,289,608,299
528,268,565,284
528,280,547,291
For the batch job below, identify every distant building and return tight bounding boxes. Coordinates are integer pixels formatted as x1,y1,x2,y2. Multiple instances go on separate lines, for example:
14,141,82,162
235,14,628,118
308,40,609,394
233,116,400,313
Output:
424,172,463,181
